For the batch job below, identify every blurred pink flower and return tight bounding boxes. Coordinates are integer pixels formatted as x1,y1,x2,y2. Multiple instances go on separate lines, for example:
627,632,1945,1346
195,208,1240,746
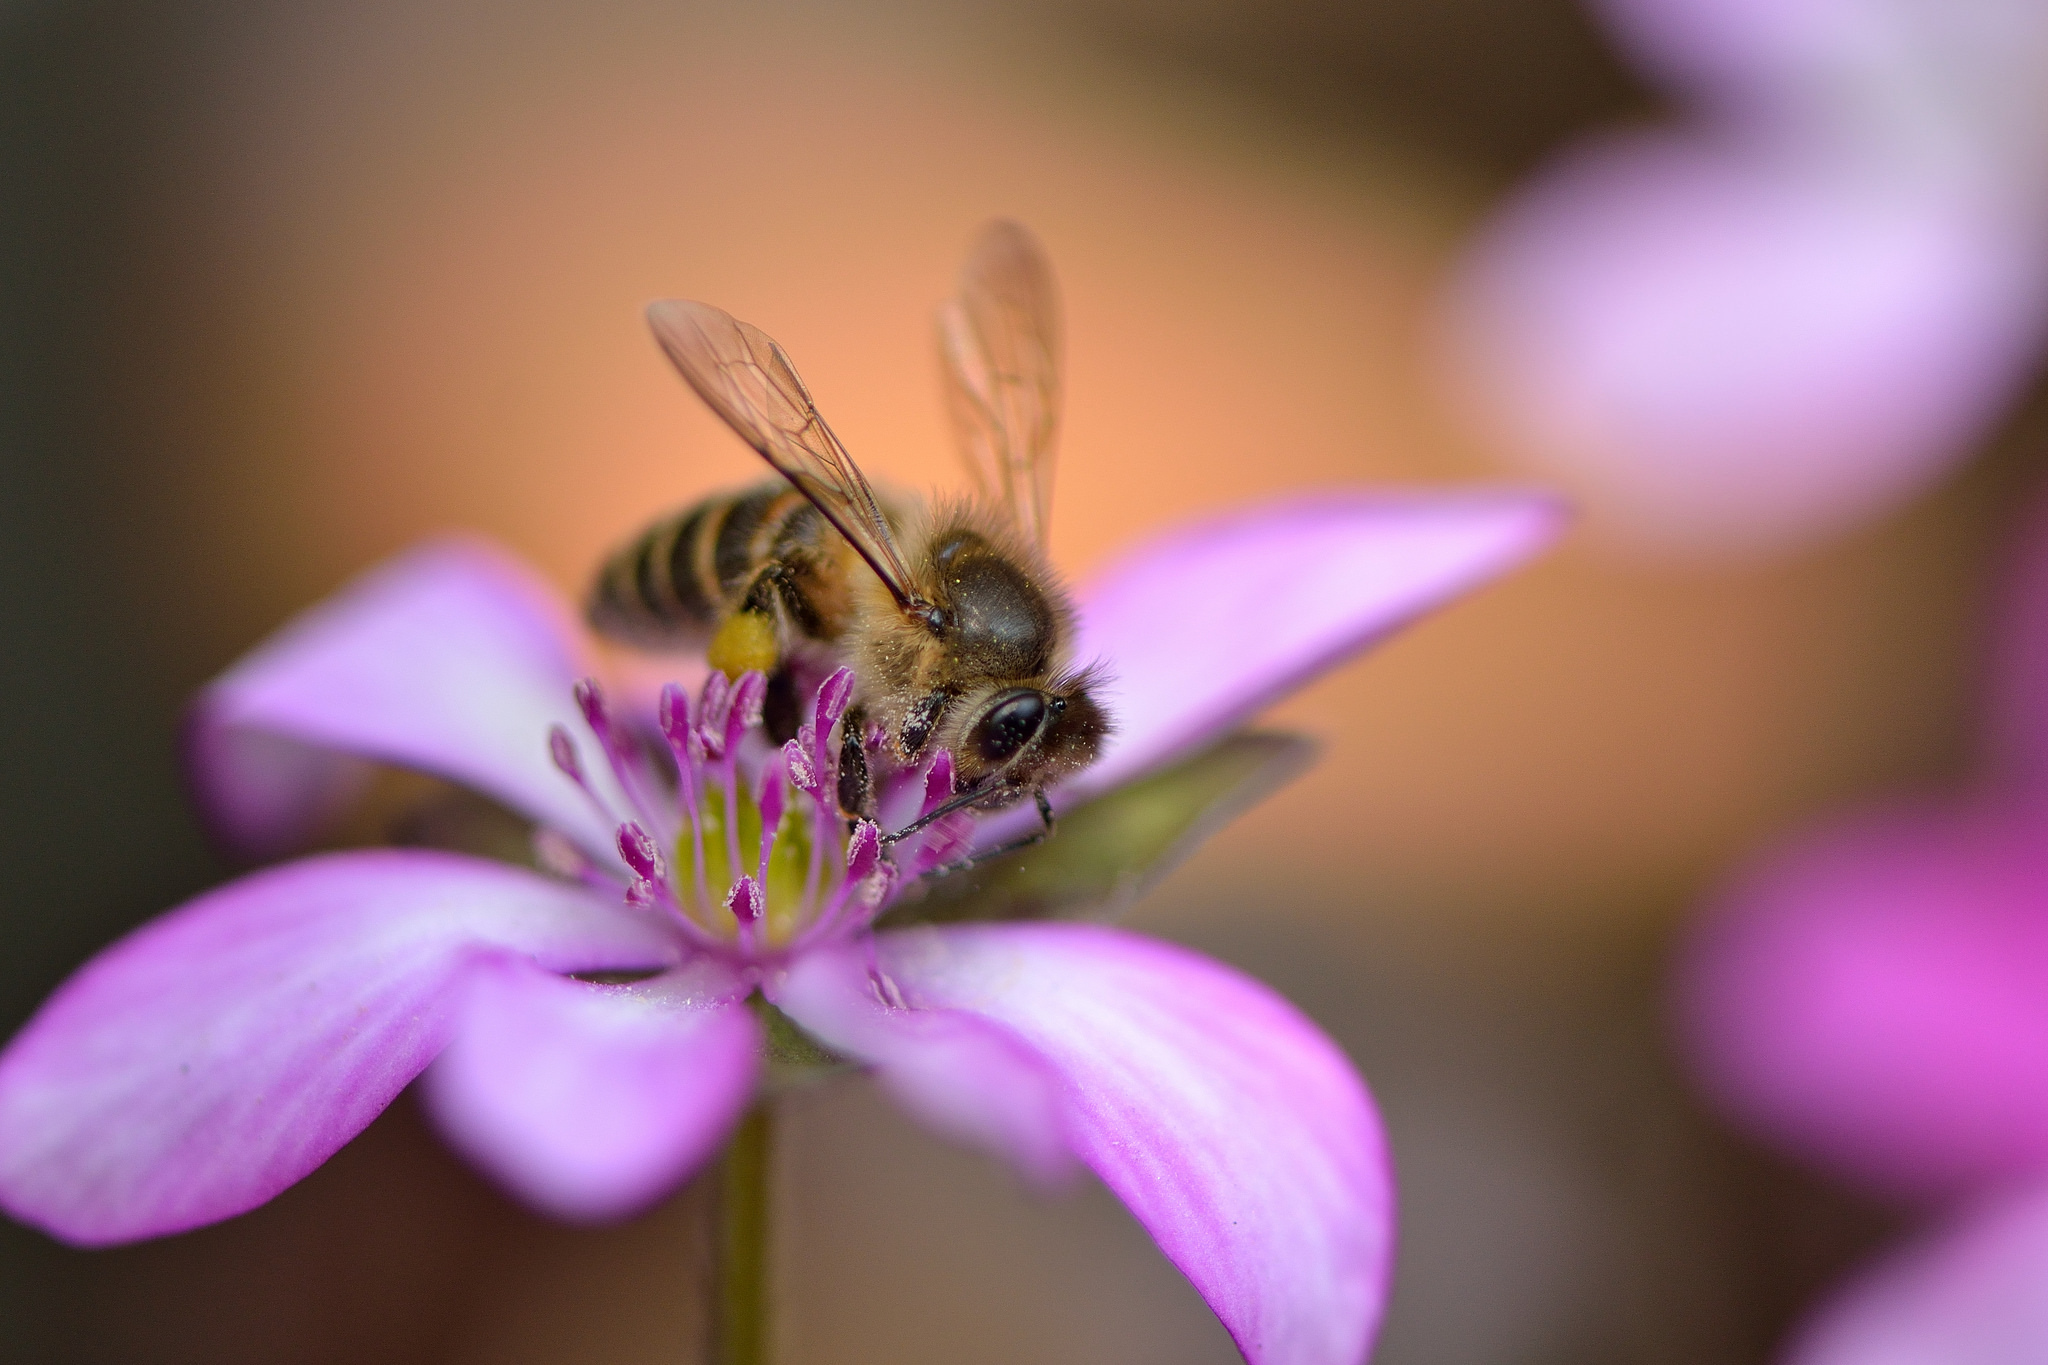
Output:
0,493,1558,1365
1444,0,2048,556
1675,489,2048,1358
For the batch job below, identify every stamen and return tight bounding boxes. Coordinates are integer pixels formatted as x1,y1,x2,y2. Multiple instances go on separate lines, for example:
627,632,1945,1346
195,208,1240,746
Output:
548,724,584,782
783,737,818,798
617,821,665,883
572,678,614,749
733,875,770,929
725,671,767,756
548,722,629,831
753,760,786,879
698,672,733,758
814,666,856,731
544,666,982,963
571,677,669,840
805,667,856,800
845,819,883,885
659,683,702,812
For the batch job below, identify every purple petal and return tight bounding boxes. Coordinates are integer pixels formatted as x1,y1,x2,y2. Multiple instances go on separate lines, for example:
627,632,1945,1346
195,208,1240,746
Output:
867,924,1393,1365
424,957,759,1222
1445,130,2047,556
0,851,673,1246
1069,492,1561,796
1590,0,1851,101
186,538,625,863
1591,0,2048,116
1675,796,2048,1199
769,945,1074,1186
1788,1179,2048,1365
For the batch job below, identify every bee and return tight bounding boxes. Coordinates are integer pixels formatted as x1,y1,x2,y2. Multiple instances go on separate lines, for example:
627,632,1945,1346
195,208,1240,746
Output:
588,221,1109,851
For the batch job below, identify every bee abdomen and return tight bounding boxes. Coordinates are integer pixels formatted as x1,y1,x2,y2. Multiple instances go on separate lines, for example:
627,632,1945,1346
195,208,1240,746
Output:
586,500,721,647
587,484,840,649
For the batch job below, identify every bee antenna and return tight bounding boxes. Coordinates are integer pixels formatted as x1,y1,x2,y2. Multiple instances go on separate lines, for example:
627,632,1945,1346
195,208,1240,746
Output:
881,772,1002,845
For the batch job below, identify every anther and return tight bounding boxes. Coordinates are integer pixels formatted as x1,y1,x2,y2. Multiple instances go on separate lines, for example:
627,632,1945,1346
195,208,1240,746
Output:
845,820,883,883
783,738,819,798
657,682,691,749
572,678,613,748
725,876,765,924
721,670,768,757
547,725,584,781
616,821,664,882
814,666,856,732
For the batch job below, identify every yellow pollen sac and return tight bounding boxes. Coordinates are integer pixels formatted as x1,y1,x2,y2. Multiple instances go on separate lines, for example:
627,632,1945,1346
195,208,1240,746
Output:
707,611,779,680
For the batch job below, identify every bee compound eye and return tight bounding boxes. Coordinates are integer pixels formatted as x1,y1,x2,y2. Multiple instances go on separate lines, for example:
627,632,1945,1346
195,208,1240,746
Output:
974,691,1048,764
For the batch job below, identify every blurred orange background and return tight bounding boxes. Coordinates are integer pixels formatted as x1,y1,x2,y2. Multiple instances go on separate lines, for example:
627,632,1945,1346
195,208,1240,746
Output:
3,1,2037,1361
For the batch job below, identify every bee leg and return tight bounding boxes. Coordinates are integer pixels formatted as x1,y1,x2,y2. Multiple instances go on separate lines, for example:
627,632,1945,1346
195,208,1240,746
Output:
836,707,874,821
896,689,952,763
761,667,802,746
707,566,794,679
925,789,1056,878
707,609,779,679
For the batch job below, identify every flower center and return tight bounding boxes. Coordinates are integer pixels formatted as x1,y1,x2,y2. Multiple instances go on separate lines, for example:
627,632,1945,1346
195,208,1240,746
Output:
543,666,950,964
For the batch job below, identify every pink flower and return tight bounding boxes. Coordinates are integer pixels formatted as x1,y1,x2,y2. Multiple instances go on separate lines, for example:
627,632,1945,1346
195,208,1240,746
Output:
1674,488,2048,1358
0,494,1558,1365
1443,0,2048,556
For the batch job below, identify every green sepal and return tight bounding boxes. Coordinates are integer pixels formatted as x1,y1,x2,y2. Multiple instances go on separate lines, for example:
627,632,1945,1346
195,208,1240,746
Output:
880,730,1317,929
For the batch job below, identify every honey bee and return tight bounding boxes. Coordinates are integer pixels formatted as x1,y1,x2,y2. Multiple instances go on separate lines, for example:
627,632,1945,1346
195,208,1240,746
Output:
588,221,1109,849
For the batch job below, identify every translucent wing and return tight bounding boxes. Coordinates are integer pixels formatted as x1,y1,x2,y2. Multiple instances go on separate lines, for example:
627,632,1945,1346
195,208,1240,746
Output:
647,298,920,606
938,220,1063,549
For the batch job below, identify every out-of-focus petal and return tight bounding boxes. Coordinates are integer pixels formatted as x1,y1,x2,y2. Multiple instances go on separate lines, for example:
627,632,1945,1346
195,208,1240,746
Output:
1675,797,2048,1199
0,851,672,1246
425,957,759,1221
1068,492,1562,796
1445,130,2046,558
186,538,623,863
1788,1178,2048,1365
1593,0,2048,133
873,924,1393,1365
1592,0,1915,105
770,945,1074,1186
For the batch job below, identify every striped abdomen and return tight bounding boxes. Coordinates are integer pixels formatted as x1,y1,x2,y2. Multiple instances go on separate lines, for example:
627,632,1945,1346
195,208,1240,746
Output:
587,482,857,650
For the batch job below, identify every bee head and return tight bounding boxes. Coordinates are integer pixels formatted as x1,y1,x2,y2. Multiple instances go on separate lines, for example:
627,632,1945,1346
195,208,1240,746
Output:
955,673,1110,796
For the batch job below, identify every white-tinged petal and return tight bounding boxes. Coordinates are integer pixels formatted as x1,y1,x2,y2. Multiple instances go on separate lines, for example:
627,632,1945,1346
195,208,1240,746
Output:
770,945,1074,1187
0,851,672,1245
425,956,760,1221
870,923,1394,1365
187,538,627,863
1789,1179,2048,1365
1068,491,1562,797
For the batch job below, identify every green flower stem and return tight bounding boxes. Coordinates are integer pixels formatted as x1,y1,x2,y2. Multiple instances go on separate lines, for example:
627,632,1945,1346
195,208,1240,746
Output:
712,1102,774,1365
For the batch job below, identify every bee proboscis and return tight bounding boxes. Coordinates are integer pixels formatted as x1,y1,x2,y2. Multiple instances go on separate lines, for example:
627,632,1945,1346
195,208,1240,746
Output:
588,221,1109,857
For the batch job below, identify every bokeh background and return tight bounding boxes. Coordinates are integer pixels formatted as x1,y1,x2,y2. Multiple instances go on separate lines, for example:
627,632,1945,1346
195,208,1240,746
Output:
2,1,2039,1360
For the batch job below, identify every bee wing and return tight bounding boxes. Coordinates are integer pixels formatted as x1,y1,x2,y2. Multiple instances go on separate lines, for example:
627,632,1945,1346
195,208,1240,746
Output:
938,219,1063,549
647,298,921,607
